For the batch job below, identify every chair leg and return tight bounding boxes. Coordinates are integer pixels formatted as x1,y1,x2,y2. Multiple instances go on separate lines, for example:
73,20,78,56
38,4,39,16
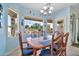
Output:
63,49,66,56
65,49,66,56
33,49,37,56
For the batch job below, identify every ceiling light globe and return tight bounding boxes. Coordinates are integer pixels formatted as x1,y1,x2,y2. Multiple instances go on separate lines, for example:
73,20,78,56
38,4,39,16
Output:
40,10,44,13
49,10,52,14
43,6,47,10
50,7,54,10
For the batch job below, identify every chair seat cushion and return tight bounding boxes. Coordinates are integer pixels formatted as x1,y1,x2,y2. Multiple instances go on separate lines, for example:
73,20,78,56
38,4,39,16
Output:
26,45,33,49
39,49,50,56
53,44,59,49
23,49,33,55
39,44,59,56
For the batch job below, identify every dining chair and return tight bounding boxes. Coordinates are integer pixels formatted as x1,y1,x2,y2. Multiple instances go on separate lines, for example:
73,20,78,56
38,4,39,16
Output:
52,34,63,56
18,32,33,56
51,32,69,56
61,32,69,56
39,33,63,56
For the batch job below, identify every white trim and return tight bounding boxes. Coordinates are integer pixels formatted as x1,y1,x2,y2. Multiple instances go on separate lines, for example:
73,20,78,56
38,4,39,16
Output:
8,8,17,14
8,8,19,38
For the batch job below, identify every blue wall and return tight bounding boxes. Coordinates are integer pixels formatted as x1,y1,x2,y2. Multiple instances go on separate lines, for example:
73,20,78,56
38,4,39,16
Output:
4,3,42,55
6,3,24,53
0,3,70,55
52,6,70,31
53,7,70,19
0,4,8,55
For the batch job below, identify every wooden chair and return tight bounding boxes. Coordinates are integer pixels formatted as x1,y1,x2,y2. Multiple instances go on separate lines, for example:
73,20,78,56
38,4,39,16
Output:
61,32,69,56
52,34,63,56
52,32,69,56
39,33,63,56
39,31,69,56
18,32,33,56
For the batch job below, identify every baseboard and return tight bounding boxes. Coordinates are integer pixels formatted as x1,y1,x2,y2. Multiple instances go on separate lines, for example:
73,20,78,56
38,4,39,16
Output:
71,43,79,48
5,46,20,56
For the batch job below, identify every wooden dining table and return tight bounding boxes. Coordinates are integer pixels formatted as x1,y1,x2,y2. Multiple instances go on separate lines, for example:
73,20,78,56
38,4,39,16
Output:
26,36,52,55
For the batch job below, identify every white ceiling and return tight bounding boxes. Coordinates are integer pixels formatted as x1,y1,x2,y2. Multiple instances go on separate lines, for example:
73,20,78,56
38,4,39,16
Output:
20,3,77,12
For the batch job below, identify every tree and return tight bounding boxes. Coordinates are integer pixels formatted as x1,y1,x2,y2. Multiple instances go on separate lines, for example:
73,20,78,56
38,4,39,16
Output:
25,25,29,28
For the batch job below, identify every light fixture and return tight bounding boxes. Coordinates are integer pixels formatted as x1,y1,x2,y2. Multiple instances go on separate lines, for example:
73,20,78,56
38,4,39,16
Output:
40,3,54,15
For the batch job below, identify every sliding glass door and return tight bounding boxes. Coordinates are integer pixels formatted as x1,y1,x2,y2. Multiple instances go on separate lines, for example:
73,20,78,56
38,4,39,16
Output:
70,14,76,44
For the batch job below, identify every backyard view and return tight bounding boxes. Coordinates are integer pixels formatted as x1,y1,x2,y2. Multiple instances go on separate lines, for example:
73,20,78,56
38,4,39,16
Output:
24,20,53,38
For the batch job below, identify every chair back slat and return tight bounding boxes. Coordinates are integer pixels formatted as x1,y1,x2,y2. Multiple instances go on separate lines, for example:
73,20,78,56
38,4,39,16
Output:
62,32,69,47
61,32,69,56
51,31,69,56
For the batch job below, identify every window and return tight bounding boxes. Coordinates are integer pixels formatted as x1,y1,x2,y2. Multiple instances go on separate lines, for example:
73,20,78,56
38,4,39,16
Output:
8,9,18,37
24,19,43,38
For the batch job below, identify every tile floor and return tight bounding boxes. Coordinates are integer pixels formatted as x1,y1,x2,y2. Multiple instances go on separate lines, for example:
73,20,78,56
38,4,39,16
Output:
66,46,79,56
7,36,79,56
8,45,79,56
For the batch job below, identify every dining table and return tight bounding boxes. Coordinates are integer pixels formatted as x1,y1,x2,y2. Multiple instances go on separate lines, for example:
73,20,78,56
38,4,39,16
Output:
26,35,52,55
